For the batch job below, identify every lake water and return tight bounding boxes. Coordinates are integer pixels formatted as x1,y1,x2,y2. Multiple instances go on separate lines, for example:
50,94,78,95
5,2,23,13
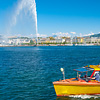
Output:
0,46,100,100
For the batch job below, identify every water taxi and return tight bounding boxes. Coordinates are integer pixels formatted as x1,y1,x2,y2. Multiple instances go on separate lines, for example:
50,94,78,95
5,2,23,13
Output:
53,65,100,96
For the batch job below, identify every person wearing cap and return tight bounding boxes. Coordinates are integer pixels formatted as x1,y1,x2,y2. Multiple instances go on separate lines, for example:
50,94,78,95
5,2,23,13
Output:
92,71,100,81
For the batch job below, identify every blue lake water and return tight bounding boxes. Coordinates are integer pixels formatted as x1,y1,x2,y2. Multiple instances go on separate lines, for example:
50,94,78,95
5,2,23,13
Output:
0,46,100,100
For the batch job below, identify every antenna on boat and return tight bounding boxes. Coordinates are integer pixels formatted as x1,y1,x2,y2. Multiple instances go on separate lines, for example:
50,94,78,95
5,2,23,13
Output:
60,68,65,80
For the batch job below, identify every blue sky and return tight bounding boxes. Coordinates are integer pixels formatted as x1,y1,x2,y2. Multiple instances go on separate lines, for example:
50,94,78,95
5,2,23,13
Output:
0,0,100,37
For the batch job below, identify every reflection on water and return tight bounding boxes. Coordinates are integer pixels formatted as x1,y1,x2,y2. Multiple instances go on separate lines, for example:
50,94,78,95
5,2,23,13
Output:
56,95,100,100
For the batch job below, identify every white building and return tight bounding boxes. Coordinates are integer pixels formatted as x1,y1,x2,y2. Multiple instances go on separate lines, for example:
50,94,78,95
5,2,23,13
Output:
50,39,65,43
8,37,31,45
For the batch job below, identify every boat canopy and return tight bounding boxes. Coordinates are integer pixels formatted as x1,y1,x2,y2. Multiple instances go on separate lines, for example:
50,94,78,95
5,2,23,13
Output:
85,65,100,71
74,65,100,73
74,67,93,73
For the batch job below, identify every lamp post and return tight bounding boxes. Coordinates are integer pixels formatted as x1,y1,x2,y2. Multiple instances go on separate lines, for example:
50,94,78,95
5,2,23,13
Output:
60,68,65,80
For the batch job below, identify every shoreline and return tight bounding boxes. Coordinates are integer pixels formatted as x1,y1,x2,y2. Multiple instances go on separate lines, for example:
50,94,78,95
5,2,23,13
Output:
0,44,100,47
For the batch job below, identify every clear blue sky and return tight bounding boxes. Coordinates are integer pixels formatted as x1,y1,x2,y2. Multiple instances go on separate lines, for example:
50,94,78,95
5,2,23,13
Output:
0,0,100,37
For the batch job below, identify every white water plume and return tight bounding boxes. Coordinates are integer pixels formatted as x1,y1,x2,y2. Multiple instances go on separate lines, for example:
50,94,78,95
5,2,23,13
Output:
8,0,38,36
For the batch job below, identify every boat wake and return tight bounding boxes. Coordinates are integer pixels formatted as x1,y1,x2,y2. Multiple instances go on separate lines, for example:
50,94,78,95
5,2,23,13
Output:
69,94,100,99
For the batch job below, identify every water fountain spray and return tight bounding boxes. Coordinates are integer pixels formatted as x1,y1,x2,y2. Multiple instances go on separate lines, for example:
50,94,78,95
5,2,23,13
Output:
9,0,38,45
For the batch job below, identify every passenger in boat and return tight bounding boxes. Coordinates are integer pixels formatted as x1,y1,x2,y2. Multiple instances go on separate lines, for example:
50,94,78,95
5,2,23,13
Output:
84,74,87,78
83,74,89,81
92,71,100,81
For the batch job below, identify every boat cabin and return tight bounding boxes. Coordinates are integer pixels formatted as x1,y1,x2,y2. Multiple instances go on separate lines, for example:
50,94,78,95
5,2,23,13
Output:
74,65,100,82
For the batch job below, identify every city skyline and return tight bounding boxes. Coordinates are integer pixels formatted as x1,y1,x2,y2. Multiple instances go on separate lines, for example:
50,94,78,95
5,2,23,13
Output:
0,0,100,37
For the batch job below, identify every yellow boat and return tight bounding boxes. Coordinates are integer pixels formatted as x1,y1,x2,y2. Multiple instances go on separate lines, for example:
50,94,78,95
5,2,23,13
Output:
53,65,100,96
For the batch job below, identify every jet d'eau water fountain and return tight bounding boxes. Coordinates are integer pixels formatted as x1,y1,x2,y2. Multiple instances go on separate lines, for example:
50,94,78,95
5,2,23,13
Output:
2,0,38,46
11,0,38,35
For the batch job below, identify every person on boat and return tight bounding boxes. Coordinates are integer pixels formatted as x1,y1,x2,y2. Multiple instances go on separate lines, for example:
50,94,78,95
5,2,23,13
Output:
84,74,87,78
92,71,100,81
